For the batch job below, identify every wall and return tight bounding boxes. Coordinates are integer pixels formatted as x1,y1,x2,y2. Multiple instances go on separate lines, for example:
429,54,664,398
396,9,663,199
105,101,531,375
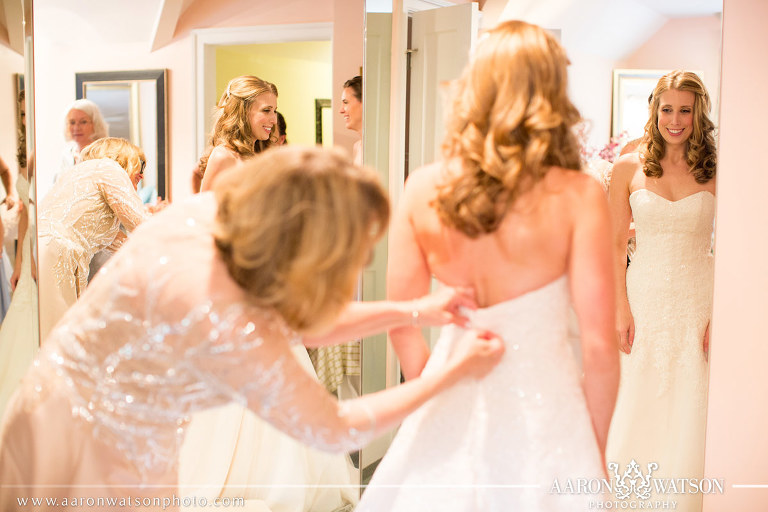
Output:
618,15,722,124
703,0,768,510
332,0,364,160
216,41,332,147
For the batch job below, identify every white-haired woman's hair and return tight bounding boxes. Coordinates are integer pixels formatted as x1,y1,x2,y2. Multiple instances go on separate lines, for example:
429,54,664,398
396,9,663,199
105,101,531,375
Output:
62,99,109,143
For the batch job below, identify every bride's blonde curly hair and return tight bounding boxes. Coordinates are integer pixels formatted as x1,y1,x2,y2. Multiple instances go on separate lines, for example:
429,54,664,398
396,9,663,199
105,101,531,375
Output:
642,70,716,184
435,20,582,238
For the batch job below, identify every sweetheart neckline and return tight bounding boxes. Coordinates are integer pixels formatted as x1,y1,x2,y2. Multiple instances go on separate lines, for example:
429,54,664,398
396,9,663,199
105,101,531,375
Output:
630,189,715,203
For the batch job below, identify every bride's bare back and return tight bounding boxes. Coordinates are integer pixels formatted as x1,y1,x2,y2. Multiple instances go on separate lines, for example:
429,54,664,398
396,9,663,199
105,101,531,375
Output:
388,160,611,307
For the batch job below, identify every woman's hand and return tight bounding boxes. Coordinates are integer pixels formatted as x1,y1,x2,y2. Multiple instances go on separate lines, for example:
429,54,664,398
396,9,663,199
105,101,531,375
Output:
616,301,635,354
445,329,505,381
146,198,170,215
409,286,477,328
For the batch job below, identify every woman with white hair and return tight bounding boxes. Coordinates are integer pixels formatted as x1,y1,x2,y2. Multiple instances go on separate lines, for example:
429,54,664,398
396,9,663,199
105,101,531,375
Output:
59,98,109,178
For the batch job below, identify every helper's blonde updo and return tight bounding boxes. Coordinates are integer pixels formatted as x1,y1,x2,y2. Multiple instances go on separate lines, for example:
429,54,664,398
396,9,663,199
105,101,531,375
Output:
213,146,390,332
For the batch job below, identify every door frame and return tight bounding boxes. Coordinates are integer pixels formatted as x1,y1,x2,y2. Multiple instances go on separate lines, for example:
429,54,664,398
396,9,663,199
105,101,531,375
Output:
192,23,333,160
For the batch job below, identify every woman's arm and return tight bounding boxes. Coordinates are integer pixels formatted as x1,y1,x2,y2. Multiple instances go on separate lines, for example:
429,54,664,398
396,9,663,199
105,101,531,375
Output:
607,155,636,354
303,286,476,348
201,315,504,453
98,161,148,233
385,170,437,380
568,176,619,462
10,201,28,290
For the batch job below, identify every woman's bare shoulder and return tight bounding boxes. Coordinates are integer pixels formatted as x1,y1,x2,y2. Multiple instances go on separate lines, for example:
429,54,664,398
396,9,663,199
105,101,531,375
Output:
208,145,240,166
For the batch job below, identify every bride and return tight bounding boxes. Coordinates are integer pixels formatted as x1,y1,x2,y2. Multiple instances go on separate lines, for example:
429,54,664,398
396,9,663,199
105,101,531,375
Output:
356,20,619,511
606,70,716,511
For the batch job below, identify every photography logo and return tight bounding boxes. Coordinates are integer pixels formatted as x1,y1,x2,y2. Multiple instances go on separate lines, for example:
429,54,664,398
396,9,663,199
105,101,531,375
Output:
609,460,657,500
549,459,725,510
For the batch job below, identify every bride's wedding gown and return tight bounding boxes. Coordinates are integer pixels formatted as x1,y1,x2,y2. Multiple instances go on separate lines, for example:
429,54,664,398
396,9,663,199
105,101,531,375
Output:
606,189,714,511
356,276,605,511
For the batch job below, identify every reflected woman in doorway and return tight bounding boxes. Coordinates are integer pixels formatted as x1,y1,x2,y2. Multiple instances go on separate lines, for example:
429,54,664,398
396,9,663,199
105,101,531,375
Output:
339,75,362,165
606,70,716,511
199,75,278,191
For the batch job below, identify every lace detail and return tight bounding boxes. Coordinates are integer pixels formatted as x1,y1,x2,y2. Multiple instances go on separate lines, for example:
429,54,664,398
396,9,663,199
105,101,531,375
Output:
605,189,714,510
624,189,713,399
357,277,604,511
38,158,147,298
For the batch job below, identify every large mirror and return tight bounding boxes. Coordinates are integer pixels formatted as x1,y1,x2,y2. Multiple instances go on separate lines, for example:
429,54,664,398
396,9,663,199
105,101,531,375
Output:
76,69,169,202
0,0,726,507
360,0,723,497
0,0,38,420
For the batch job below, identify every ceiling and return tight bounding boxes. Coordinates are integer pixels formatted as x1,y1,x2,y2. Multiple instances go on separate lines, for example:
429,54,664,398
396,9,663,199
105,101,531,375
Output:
1,0,723,57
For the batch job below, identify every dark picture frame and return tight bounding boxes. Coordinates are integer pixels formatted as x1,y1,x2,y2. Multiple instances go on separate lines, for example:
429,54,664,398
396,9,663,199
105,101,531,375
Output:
75,69,169,200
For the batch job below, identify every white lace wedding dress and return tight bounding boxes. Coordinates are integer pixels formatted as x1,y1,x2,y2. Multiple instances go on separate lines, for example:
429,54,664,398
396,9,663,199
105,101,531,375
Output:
356,276,605,511
606,189,715,511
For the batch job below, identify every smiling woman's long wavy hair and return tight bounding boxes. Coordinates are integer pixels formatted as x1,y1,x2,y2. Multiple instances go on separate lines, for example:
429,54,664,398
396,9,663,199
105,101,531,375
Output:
435,20,582,238
198,75,278,174
642,70,716,184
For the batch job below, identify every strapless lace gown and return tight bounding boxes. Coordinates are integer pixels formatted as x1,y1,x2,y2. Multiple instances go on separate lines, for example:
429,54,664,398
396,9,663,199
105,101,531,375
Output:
606,189,714,511
356,276,605,511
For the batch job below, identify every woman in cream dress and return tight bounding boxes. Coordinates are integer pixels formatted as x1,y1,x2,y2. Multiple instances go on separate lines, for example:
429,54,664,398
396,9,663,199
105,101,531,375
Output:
37,137,148,341
0,147,502,511
606,71,716,511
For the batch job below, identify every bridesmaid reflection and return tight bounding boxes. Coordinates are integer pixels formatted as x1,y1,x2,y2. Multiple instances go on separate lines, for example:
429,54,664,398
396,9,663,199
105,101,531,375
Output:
339,75,362,165
37,138,150,341
606,70,716,511
199,75,278,192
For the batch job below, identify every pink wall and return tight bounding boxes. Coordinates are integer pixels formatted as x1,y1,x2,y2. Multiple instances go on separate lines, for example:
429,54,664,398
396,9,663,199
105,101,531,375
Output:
703,0,768,510
176,0,332,38
619,15,722,121
332,0,364,157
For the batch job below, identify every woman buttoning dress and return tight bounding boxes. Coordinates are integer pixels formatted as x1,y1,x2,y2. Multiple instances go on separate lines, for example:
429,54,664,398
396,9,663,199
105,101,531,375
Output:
605,71,716,511
37,137,149,341
356,21,619,511
185,75,357,511
0,146,503,510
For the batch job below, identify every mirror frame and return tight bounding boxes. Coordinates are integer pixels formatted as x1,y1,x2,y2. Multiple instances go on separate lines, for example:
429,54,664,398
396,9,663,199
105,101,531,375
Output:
75,69,169,200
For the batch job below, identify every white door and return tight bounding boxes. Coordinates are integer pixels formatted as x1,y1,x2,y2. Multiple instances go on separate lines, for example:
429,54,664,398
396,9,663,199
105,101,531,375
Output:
408,2,479,350
408,2,479,170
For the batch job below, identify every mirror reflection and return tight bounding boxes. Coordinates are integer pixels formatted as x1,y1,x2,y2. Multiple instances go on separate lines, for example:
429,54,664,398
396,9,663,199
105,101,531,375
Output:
0,0,39,418
0,0,725,509
358,0,723,503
